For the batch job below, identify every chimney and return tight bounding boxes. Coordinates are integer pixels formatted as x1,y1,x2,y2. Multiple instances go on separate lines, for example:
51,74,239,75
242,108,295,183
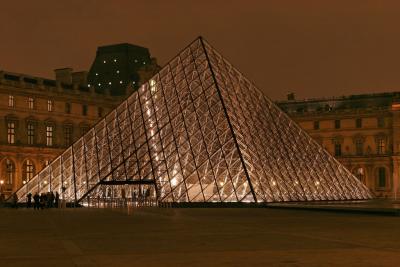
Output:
287,92,295,101
72,71,88,86
54,68,73,84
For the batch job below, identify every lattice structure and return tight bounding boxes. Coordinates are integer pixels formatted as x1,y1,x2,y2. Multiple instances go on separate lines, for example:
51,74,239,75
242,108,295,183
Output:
16,37,371,204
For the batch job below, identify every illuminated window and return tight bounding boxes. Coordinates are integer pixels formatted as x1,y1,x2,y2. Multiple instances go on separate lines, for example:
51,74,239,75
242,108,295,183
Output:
23,160,35,182
82,104,88,116
27,123,35,145
64,126,72,146
47,100,53,112
5,159,15,185
7,122,15,144
8,95,14,107
28,97,34,109
377,138,385,154
356,118,362,128
46,126,53,146
65,103,71,114
354,167,364,182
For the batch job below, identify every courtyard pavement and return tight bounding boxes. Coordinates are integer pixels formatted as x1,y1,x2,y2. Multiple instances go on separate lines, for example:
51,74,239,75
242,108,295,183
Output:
0,207,399,266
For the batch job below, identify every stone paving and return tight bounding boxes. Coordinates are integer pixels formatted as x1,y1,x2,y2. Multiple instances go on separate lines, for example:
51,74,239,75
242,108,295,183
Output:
0,207,399,266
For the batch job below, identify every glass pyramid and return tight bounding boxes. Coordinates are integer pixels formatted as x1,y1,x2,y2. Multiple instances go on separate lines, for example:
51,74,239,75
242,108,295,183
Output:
16,37,371,204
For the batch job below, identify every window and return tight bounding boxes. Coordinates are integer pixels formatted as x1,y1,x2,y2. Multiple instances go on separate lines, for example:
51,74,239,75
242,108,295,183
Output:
334,120,341,129
98,107,104,118
81,126,89,136
377,167,386,188
8,95,14,107
23,160,35,182
355,139,363,156
5,159,15,185
28,97,34,109
313,121,319,130
7,122,15,144
356,118,362,128
46,126,53,146
47,100,53,112
334,143,342,156
353,167,365,183
64,126,72,146
377,117,385,128
27,123,35,145
82,104,88,116
377,138,385,154
65,103,71,114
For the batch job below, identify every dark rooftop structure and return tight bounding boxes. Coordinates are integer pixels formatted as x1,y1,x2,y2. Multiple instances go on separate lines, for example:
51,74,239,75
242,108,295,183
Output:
87,43,156,96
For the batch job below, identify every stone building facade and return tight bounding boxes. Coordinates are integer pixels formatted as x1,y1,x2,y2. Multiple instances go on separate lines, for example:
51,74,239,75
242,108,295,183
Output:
0,70,126,198
278,92,400,199
0,43,160,199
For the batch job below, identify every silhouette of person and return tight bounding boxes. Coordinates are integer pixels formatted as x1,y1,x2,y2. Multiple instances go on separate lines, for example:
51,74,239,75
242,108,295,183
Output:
55,192,59,208
12,193,18,209
33,193,40,210
27,193,32,208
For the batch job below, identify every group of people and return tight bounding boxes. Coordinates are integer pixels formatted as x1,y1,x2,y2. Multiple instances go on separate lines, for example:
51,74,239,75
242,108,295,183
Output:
26,191,60,209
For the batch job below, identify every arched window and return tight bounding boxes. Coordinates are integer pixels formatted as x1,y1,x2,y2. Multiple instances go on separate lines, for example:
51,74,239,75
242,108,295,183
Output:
353,167,365,184
5,159,15,185
377,167,386,189
22,160,35,183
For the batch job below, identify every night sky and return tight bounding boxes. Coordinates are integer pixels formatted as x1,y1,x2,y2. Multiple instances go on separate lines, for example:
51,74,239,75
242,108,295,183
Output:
1,0,400,100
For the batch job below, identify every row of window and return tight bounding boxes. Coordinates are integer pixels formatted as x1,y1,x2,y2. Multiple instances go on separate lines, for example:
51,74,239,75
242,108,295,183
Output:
333,140,386,157
6,122,89,147
2,159,38,185
313,117,385,130
353,166,387,189
7,95,104,117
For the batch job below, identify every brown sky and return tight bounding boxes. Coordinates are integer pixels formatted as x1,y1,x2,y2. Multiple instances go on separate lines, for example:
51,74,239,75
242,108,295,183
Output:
1,0,400,100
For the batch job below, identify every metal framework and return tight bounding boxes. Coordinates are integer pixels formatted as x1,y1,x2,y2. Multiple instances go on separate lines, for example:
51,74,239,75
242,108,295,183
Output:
16,37,372,204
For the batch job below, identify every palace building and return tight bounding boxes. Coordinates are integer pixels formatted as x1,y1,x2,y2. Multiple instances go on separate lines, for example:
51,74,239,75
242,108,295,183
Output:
278,92,400,199
0,44,159,198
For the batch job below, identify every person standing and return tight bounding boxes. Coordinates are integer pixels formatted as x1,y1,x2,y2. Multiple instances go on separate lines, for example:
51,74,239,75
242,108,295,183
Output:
39,193,45,209
12,193,18,209
55,192,59,208
33,193,40,210
27,193,32,208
